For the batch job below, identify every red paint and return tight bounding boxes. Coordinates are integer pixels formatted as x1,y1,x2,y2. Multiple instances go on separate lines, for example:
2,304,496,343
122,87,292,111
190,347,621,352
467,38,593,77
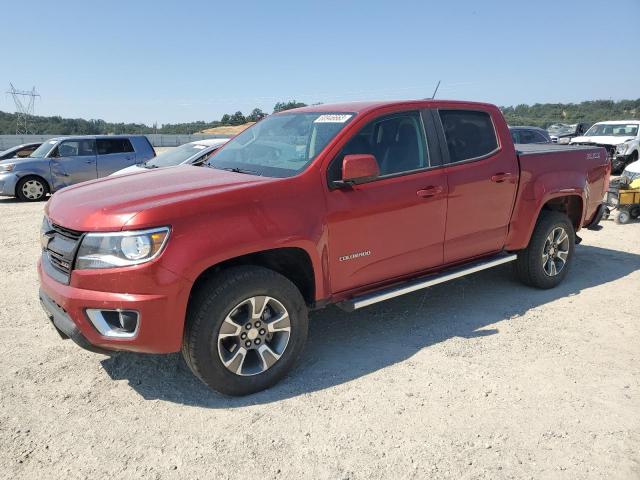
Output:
39,100,609,353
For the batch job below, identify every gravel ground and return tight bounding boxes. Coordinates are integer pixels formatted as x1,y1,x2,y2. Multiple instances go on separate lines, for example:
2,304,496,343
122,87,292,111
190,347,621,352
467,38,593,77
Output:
0,197,639,480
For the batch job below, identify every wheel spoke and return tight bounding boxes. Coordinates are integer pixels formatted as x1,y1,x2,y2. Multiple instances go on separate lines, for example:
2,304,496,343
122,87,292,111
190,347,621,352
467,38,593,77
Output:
258,344,281,371
223,347,247,374
557,250,569,263
548,258,557,276
218,317,242,338
556,229,568,245
267,311,291,333
249,296,269,319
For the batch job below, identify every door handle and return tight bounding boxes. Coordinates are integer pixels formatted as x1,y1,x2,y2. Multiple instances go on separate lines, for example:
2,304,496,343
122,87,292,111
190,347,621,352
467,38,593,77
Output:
490,172,514,183
85,160,95,164
416,186,444,198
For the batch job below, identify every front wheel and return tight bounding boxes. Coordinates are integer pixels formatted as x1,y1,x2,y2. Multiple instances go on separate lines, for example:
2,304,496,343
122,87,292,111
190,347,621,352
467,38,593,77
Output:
182,266,308,396
515,211,575,289
16,176,49,202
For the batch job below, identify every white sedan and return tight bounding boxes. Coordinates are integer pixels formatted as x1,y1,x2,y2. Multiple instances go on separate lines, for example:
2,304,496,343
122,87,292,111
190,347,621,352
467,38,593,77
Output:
110,138,229,176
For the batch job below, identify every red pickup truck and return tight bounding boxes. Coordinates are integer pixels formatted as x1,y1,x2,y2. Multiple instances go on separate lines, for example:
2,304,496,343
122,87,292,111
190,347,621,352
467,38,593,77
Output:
38,100,610,395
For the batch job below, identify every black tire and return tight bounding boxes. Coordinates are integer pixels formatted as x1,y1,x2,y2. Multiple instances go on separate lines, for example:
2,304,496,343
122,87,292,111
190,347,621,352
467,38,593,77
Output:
15,175,49,202
515,210,575,289
602,207,611,221
182,266,308,396
630,206,640,219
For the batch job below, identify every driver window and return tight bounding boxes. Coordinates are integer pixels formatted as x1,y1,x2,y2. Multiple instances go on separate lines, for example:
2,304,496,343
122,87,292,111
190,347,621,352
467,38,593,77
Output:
54,140,96,158
328,111,428,183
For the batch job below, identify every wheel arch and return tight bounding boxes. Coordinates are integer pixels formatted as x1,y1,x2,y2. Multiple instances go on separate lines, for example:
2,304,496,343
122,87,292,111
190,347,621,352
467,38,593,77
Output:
188,247,317,309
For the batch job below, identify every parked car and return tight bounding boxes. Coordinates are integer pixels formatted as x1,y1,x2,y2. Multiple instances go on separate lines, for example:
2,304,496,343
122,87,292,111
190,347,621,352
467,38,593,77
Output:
0,142,42,160
547,123,590,144
570,121,640,173
110,138,228,176
0,135,155,201
38,100,609,395
620,158,640,183
509,126,552,144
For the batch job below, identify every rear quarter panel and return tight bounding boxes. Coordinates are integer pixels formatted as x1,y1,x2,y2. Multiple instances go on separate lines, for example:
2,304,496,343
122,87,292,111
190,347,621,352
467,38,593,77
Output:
505,146,609,250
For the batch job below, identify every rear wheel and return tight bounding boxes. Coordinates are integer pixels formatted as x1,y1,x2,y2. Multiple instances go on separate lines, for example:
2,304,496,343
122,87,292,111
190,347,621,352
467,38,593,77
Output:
616,210,631,224
182,266,308,396
515,211,575,289
16,176,48,202
630,206,640,219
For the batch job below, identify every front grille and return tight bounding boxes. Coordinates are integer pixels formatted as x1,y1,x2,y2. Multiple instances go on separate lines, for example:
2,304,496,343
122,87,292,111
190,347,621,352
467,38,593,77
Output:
48,250,72,275
42,221,84,284
51,223,82,241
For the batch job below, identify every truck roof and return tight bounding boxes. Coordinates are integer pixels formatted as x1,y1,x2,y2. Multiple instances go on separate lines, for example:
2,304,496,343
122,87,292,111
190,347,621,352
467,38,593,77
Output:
291,99,498,115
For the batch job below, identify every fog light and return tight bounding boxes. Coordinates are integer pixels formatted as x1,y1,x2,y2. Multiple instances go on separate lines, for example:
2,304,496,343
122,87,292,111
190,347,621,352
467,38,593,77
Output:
86,309,139,338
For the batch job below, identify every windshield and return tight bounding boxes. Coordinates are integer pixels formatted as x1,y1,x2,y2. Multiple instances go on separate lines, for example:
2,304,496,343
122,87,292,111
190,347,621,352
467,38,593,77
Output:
584,123,638,137
206,112,355,178
547,124,576,136
147,143,214,168
29,140,58,158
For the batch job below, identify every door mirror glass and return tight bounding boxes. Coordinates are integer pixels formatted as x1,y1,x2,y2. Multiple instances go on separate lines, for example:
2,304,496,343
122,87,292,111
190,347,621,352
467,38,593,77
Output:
341,154,380,185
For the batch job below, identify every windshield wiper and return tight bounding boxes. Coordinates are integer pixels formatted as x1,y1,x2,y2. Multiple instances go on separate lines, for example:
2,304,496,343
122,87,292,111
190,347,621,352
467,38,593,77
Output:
219,166,261,176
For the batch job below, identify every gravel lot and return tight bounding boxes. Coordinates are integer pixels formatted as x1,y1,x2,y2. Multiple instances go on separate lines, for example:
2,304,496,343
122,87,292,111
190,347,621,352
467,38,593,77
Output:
0,197,639,480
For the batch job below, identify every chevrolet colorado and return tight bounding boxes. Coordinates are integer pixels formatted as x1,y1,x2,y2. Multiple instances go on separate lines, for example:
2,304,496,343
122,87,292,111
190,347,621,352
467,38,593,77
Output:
38,100,610,395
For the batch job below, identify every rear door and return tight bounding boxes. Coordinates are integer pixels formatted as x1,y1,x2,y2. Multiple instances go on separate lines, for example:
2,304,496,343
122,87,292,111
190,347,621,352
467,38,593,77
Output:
96,138,137,176
49,139,98,189
438,109,518,263
325,110,448,293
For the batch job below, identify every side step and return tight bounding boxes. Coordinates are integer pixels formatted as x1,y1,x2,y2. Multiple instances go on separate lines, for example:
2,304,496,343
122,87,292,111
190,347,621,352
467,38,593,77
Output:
338,252,518,311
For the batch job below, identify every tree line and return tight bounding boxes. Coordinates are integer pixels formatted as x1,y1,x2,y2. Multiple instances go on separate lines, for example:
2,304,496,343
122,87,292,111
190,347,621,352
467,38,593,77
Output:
1,99,638,135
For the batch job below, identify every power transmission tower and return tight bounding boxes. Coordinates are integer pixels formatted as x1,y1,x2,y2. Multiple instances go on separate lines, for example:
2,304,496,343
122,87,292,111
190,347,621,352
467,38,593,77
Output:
6,83,40,134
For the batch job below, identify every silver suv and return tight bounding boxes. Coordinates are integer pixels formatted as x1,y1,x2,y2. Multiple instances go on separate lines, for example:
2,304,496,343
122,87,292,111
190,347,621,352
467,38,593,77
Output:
0,135,155,201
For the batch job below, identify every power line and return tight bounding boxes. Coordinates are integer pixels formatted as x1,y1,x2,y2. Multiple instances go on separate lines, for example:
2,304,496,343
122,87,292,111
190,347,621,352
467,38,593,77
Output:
6,83,40,134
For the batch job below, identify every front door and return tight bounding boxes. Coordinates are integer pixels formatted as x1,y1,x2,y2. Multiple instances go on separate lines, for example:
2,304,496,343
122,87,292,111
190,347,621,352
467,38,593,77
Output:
437,109,518,263
49,139,97,190
325,111,448,293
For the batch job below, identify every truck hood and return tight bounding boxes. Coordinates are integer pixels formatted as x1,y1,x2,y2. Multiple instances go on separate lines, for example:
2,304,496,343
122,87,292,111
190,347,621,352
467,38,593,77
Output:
46,165,275,231
570,135,634,146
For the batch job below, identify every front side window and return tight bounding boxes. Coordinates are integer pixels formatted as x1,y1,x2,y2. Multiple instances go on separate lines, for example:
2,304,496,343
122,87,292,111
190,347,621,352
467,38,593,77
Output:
54,139,96,157
328,111,428,183
207,112,354,178
97,138,134,155
439,110,498,163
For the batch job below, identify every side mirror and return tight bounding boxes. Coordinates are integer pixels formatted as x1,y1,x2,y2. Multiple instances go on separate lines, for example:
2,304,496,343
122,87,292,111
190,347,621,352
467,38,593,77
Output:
340,154,380,186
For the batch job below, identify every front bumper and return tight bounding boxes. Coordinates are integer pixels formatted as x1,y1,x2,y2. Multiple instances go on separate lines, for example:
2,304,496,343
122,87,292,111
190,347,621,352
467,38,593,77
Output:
37,259,192,354
0,172,19,196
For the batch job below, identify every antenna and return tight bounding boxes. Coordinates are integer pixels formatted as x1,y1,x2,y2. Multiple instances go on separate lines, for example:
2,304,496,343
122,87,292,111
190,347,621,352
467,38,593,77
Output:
430,80,441,99
6,83,40,134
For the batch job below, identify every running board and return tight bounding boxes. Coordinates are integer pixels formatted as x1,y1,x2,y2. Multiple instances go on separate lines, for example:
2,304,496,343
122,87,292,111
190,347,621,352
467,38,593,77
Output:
338,252,518,311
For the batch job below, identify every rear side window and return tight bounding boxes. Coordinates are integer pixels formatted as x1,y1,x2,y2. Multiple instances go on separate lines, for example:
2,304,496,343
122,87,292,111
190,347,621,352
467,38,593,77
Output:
97,138,134,155
439,110,498,163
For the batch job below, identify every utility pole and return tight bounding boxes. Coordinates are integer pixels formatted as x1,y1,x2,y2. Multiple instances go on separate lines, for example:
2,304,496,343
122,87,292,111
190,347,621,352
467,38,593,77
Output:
6,83,40,134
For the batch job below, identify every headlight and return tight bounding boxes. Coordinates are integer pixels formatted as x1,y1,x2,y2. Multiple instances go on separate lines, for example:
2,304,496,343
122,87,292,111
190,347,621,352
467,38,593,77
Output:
0,163,15,172
75,227,170,269
616,143,628,155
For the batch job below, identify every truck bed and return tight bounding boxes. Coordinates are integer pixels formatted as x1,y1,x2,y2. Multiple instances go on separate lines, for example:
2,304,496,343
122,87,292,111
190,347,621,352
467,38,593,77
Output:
515,143,602,156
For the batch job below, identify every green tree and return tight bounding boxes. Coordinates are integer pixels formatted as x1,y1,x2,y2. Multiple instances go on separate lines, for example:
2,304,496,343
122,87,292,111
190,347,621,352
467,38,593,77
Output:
273,100,307,113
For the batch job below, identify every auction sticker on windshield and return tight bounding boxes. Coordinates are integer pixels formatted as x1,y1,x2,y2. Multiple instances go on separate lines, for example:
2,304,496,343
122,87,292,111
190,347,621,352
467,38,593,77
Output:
314,114,353,123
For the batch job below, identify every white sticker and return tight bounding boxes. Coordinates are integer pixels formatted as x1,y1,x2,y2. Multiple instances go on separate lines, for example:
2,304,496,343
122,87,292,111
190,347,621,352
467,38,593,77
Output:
192,145,207,149
49,140,57,144
314,114,352,124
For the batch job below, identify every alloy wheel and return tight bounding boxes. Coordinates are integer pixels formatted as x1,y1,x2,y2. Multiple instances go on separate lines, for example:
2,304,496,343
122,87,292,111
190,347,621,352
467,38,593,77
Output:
217,296,291,376
542,227,570,276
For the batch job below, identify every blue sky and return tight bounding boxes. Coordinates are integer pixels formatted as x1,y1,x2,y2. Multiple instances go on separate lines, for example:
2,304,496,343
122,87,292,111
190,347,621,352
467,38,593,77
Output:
1,0,638,125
